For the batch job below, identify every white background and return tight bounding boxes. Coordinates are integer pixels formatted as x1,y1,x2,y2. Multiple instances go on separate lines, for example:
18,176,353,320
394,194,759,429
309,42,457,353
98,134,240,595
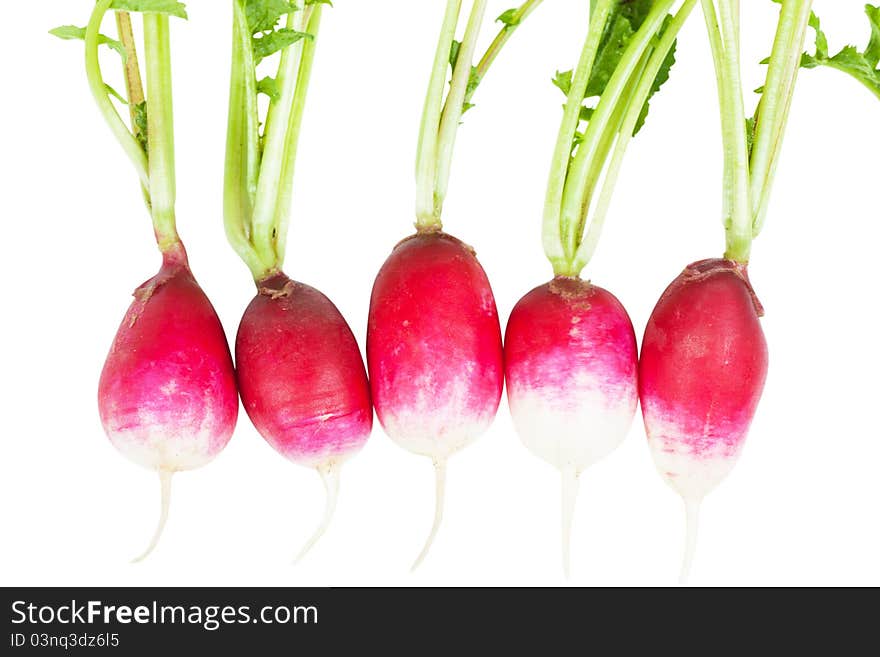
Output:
1,1,877,587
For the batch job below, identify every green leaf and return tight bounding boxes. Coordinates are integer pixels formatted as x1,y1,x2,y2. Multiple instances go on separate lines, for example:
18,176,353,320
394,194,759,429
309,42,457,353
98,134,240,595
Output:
49,25,126,58
256,76,281,101
633,15,677,136
586,13,635,98
252,28,311,62
110,0,188,19
133,101,149,152
553,1,680,139
808,11,828,59
745,115,756,157
497,8,521,27
245,0,297,34
552,69,573,95
616,0,653,30
449,39,480,113
797,3,880,99
449,39,462,70
865,4,880,66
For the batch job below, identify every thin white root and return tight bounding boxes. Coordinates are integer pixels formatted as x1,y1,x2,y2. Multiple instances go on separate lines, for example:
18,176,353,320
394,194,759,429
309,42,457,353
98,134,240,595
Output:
679,497,702,585
561,465,580,579
294,463,341,564
411,458,447,572
132,469,173,563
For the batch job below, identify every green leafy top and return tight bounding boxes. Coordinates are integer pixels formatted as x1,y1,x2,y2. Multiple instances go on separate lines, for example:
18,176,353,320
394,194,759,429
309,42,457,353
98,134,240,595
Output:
552,8,677,139
698,0,815,264
51,1,189,253
415,1,545,231
224,0,327,281
50,0,189,160
799,4,880,100
542,0,695,277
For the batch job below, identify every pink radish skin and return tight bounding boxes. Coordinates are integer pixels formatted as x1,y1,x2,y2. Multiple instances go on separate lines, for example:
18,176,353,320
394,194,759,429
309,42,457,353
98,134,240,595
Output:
639,258,768,580
505,277,638,575
367,231,504,568
236,273,372,560
98,243,238,560
368,233,503,455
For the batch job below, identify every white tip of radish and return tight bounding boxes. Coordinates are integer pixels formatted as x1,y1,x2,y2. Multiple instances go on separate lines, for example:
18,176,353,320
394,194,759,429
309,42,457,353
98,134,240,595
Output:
561,465,580,579
295,463,341,564
679,498,702,585
131,470,173,563
411,459,447,572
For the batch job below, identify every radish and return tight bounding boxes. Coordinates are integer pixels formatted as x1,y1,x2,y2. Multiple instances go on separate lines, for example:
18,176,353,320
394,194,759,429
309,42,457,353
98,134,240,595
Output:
367,0,543,569
640,0,815,582
506,0,697,576
223,1,371,561
53,1,237,560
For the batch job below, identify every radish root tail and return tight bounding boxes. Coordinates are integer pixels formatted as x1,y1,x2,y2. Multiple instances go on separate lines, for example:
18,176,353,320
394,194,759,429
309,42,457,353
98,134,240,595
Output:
132,469,173,563
561,464,580,579
679,497,701,585
295,462,341,564
411,458,447,572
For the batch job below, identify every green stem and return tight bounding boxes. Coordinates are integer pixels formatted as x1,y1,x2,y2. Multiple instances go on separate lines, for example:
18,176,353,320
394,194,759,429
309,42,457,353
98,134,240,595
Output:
274,5,323,264
114,10,151,209
748,0,799,222
85,0,149,192
572,0,698,274
250,8,311,269
570,79,636,255
730,0,740,49
414,0,542,230
224,0,268,279
466,0,545,104
415,1,463,229
750,0,813,237
558,0,676,268
700,0,732,228
433,0,488,220
715,0,751,262
543,0,614,272
114,12,146,142
237,1,261,246
143,13,179,251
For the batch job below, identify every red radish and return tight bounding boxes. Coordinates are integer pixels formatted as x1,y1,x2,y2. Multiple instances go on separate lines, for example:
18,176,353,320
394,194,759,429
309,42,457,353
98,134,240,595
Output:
639,260,768,579
224,3,371,559
237,276,371,467
368,233,502,459
506,0,695,575
368,233,503,567
365,0,540,569
236,275,372,558
99,244,238,560
643,0,814,582
505,279,638,573
54,4,237,560
640,261,768,497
